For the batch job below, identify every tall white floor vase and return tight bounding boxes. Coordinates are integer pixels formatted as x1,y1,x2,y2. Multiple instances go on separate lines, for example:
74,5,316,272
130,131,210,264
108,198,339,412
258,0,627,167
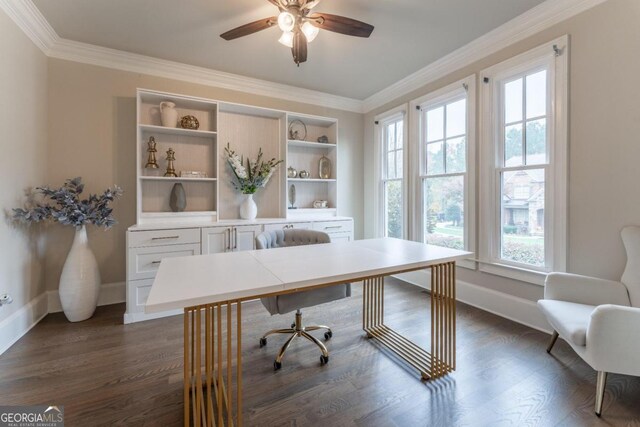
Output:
59,226,101,322
240,193,258,220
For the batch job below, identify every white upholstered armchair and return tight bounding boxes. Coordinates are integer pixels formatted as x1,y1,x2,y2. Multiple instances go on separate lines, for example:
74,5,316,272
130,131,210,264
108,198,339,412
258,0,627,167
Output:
538,226,640,416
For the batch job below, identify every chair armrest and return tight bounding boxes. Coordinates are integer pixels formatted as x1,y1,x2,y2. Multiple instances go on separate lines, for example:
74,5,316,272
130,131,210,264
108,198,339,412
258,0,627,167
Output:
544,273,630,306
586,305,640,376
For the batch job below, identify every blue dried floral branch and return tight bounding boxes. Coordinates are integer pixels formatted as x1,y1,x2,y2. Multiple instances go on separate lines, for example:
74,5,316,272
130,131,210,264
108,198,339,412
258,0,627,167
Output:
13,177,123,229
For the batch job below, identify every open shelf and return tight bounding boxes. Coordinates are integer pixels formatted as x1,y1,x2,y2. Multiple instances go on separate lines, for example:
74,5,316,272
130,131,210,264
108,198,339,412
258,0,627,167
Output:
288,140,336,149
139,124,217,138
140,176,217,182
288,178,336,183
288,208,337,214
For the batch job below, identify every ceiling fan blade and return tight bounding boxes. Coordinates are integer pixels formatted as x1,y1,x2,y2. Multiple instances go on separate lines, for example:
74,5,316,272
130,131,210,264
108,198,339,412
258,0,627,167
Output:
303,0,321,10
291,30,308,65
309,13,374,38
220,17,277,41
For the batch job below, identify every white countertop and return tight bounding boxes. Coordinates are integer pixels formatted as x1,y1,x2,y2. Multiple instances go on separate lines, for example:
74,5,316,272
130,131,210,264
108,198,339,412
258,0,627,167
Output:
145,238,472,313
129,216,353,231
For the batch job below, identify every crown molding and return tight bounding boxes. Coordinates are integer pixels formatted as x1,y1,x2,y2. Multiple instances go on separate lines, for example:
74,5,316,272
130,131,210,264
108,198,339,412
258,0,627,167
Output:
0,0,57,52
1,0,607,114
47,38,364,113
0,0,363,113
362,0,607,113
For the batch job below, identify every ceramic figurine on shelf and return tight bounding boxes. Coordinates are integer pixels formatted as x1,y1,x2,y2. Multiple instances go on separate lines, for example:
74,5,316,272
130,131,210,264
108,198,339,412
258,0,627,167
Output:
145,136,159,169
164,148,177,177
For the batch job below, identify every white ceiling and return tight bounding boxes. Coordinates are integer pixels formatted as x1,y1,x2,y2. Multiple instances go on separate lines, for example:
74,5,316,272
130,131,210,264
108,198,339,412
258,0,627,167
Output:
32,0,547,100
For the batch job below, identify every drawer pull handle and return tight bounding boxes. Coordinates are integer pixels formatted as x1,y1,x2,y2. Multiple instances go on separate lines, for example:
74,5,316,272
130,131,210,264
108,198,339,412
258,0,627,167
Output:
233,227,238,250
324,226,342,230
151,236,180,240
151,261,162,264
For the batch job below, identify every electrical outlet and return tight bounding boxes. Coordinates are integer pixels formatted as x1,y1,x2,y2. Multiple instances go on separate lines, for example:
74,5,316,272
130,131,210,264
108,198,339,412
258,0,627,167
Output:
0,294,13,306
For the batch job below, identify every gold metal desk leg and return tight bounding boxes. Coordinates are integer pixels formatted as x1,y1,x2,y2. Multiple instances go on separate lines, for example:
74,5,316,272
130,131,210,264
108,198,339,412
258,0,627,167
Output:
184,301,243,426
363,262,456,380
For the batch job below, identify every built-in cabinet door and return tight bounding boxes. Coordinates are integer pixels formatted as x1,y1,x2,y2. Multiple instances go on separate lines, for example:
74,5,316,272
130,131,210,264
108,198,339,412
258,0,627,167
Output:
328,232,352,243
201,226,232,255
232,225,262,251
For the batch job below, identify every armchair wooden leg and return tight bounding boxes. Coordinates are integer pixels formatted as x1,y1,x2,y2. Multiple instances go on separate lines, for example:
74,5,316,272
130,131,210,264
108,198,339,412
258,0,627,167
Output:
546,330,559,353
595,371,607,417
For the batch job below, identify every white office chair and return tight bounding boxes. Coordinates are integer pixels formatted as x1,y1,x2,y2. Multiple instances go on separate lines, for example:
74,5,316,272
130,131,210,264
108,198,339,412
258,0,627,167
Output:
538,226,640,416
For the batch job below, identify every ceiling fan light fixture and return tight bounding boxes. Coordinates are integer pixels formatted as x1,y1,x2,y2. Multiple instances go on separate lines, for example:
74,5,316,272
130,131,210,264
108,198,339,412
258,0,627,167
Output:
277,11,295,32
278,31,294,48
301,21,319,42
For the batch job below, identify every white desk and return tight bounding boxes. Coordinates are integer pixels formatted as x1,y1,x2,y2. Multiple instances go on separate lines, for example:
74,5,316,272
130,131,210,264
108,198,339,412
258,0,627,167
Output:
146,238,471,427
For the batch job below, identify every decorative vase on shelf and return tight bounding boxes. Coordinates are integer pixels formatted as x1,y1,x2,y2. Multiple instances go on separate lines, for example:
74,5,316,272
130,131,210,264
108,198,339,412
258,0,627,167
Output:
160,101,178,127
170,183,186,212
240,194,257,220
59,226,101,322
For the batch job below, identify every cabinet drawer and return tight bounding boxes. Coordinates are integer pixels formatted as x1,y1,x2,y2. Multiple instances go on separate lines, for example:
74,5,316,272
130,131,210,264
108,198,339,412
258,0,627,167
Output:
327,231,353,243
128,243,200,281
263,222,312,232
128,228,200,248
312,220,353,234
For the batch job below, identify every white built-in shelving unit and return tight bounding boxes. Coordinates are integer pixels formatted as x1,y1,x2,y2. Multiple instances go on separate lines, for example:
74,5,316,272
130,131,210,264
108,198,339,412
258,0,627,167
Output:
128,89,351,323
137,90,219,224
285,113,338,216
135,89,341,224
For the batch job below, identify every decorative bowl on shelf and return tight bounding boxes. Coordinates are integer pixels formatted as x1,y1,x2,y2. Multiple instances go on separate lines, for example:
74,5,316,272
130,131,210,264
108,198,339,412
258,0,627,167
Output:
298,170,310,179
180,115,200,130
287,166,298,178
317,135,329,144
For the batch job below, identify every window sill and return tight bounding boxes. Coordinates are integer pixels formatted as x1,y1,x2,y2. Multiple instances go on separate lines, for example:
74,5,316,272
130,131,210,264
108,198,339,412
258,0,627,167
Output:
478,261,547,286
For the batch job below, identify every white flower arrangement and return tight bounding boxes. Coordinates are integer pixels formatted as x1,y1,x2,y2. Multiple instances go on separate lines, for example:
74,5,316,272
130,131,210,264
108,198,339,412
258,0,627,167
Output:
224,143,283,195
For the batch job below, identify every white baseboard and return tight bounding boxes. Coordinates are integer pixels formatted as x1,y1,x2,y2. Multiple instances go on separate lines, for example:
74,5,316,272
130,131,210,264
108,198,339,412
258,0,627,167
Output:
47,281,126,313
394,271,552,333
123,309,182,324
0,292,49,356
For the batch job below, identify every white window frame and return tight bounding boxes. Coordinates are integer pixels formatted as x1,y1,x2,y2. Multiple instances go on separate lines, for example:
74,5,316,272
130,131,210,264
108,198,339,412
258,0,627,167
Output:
410,75,476,269
374,105,408,238
479,36,568,285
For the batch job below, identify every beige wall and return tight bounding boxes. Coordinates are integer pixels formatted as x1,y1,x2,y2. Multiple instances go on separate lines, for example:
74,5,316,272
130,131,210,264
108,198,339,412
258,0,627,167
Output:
364,0,640,301
0,10,48,322
46,60,364,290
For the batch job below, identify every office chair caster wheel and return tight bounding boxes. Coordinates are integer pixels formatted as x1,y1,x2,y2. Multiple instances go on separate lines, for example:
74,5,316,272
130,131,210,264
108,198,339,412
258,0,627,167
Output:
324,331,332,340
320,355,329,365
274,361,282,371
259,337,267,348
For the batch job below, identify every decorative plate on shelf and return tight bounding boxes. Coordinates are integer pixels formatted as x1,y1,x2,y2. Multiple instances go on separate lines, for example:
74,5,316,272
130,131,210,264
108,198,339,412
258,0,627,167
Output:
318,156,331,179
288,119,307,141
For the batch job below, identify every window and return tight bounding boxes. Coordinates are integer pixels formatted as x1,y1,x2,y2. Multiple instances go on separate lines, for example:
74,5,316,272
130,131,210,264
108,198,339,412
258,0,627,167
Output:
480,37,568,282
375,107,407,238
412,76,476,267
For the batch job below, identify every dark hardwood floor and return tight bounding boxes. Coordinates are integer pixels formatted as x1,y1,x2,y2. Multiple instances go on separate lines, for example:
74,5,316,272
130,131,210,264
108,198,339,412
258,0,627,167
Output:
1,278,639,426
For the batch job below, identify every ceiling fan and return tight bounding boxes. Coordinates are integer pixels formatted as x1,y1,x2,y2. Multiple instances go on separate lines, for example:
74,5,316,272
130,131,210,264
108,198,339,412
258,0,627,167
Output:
220,0,374,66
